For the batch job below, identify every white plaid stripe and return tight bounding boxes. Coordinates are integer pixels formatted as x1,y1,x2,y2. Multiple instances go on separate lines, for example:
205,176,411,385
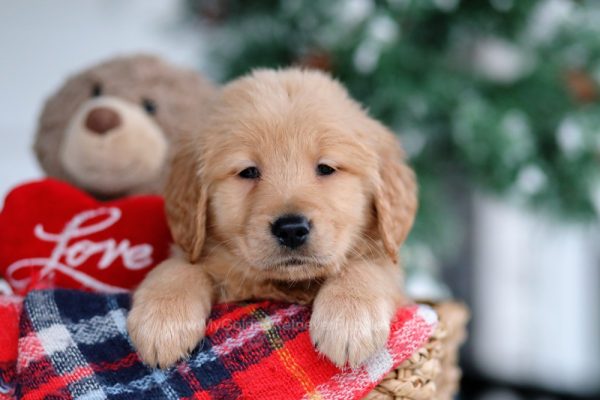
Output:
303,305,438,400
365,349,394,381
68,309,127,345
37,324,74,355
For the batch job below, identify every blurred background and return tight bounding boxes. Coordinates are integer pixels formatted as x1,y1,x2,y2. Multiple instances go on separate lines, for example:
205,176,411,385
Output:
1,1,599,398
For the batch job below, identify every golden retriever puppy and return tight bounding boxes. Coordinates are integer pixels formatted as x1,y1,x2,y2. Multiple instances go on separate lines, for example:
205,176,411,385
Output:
127,68,417,369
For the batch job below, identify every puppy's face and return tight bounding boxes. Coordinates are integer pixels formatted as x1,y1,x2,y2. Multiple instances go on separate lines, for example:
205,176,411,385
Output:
167,69,417,281
206,116,375,280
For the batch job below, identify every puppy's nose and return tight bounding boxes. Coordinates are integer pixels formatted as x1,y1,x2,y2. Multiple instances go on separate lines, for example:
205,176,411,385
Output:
85,107,121,134
271,214,310,249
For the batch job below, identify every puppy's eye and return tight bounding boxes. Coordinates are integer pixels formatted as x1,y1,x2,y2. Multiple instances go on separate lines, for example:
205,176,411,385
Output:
91,83,102,97
238,166,260,179
317,164,336,176
142,98,157,115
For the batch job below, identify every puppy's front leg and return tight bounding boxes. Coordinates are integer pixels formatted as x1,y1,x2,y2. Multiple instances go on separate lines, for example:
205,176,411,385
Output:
310,258,408,368
127,257,213,368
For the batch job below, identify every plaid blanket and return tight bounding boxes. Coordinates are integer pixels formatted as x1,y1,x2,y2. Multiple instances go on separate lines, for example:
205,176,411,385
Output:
0,294,21,400
8,290,436,400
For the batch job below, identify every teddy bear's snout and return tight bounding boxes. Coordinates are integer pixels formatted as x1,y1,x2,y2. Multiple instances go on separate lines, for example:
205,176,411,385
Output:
85,106,122,134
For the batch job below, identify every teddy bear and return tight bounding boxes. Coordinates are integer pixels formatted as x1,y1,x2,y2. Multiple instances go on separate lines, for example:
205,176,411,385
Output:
34,54,215,198
0,55,215,396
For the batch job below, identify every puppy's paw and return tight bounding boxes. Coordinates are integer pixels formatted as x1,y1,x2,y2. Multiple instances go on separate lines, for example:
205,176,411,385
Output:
127,295,207,368
310,295,393,368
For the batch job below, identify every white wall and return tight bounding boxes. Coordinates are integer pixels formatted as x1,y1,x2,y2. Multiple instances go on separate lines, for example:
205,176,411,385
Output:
0,0,205,200
472,194,600,394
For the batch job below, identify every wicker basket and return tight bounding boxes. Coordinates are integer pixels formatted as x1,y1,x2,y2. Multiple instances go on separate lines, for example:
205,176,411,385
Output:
366,302,469,400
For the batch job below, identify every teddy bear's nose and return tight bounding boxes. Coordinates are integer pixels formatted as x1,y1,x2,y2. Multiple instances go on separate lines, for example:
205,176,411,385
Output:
85,107,121,134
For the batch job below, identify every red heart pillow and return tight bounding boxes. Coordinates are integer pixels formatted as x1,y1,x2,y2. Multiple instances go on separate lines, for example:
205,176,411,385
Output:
0,179,172,295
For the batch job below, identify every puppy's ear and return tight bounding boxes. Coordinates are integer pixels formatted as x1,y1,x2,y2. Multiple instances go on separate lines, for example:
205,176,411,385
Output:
372,123,418,264
164,138,207,263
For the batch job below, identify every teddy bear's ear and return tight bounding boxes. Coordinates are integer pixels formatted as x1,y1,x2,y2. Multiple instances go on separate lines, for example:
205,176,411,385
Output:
34,72,92,181
164,136,207,263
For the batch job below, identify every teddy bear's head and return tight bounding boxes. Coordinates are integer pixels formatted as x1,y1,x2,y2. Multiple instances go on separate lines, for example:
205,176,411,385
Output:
34,54,215,198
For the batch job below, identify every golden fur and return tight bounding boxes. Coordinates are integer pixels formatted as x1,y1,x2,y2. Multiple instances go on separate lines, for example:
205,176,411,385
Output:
128,68,418,369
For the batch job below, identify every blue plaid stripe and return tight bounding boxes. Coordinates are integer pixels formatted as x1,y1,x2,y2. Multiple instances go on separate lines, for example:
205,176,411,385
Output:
24,290,108,399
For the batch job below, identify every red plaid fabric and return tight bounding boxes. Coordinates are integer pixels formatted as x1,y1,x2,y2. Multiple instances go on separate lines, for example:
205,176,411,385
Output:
14,290,436,400
0,293,22,400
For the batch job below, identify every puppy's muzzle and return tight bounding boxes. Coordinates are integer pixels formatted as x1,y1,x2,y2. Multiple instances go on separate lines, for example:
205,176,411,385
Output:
271,214,310,249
